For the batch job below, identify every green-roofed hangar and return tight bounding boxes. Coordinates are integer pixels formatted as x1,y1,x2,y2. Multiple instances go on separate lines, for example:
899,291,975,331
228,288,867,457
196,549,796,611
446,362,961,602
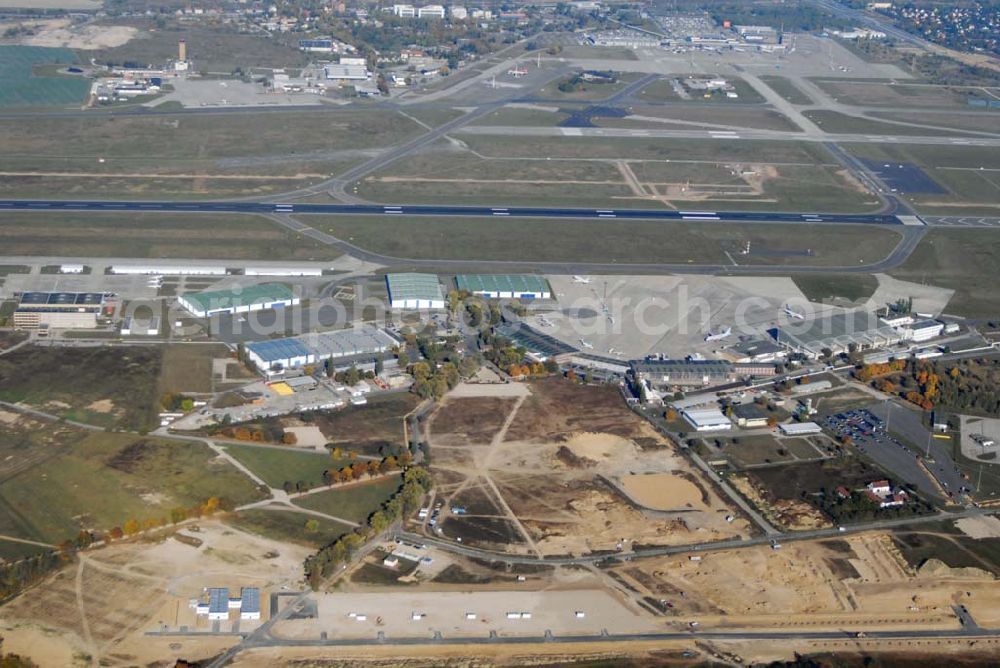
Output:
456,274,552,300
177,283,299,318
385,273,445,309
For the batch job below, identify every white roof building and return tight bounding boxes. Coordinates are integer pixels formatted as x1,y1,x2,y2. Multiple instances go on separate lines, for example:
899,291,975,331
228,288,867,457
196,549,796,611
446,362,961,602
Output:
681,406,732,432
778,421,822,436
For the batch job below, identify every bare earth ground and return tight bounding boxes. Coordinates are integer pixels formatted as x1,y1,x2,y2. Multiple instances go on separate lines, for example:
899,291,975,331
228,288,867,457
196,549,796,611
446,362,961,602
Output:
429,378,749,557
0,520,310,667
4,19,137,49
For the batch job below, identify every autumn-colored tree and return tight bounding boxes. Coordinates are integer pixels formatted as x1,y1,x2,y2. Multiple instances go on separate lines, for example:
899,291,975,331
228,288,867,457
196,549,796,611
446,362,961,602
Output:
351,461,368,480
170,507,187,524
665,408,678,421
202,496,220,515
108,527,124,540
282,432,298,445
143,518,159,531
123,519,140,536
766,416,777,428
340,466,354,482
304,519,320,533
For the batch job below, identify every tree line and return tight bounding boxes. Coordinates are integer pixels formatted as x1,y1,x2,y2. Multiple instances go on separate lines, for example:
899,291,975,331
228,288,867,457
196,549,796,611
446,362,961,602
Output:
303,466,432,589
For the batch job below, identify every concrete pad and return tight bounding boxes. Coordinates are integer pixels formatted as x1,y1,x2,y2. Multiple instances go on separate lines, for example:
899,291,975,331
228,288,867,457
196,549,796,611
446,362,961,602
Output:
273,589,659,640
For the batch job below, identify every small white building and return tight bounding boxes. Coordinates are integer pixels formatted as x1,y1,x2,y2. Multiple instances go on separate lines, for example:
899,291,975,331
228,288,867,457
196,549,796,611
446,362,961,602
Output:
681,406,732,432
906,319,944,343
778,421,822,436
418,4,445,18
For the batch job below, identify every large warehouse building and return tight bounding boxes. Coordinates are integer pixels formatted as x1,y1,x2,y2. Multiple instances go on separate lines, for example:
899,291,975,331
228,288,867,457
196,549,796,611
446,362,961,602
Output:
385,273,445,310
12,292,107,329
245,326,397,374
178,283,299,318
455,274,552,300
773,311,904,358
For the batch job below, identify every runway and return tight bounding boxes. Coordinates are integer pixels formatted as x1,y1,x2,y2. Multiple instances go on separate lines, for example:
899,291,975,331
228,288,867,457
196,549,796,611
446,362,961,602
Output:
0,198,904,225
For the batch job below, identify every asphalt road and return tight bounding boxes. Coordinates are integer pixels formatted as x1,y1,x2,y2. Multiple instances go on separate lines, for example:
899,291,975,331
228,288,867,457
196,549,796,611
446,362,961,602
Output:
0,198,905,224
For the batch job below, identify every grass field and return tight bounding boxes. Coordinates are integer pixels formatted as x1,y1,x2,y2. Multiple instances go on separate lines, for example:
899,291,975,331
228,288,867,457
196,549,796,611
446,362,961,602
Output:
311,393,419,457
224,444,352,489
302,215,901,266
615,104,801,132
843,143,1000,213
869,111,1000,135
792,274,879,303
90,19,309,73
810,79,971,109
227,508,352,548
536,72,644,101
469,106,573,127
890,229,1000,318
0,424,265,544
804,110,967,136
157,344,232,396
292,477,403,523
0,345,162,430
759,76,813,105
0,108,422,198
0,45,89,108
0,213,336,260
358,137,876,211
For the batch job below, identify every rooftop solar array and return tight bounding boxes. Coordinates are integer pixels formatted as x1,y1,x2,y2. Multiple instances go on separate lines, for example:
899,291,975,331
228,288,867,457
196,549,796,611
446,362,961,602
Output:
245,337,311,363
19,292,105,307
241,587,260,614
246,326,395,363
208,587,229,614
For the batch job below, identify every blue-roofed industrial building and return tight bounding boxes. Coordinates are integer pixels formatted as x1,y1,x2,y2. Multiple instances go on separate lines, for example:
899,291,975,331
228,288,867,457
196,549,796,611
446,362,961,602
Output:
240,587,261,620
207,587,229,620
13,291,108,329
244,326,397,374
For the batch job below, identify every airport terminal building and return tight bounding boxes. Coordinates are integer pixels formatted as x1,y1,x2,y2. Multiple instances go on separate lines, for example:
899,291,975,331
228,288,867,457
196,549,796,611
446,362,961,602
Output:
773,312,905,358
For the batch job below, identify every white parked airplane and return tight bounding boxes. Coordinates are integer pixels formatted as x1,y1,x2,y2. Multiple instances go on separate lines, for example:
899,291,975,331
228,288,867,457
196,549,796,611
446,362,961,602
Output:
579,339,594,349
572,275,592,284
704,326,732,342
783,305,806,320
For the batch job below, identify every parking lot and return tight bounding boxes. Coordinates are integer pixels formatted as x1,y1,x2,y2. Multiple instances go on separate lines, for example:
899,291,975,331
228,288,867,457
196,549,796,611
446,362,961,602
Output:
824,404,971,504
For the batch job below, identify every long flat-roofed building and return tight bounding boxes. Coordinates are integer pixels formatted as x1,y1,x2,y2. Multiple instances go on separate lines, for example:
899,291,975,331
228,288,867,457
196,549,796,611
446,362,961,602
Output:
632,359,775,391
773,311,904,358
12,291,106,329
245,326,396,374
178,283,298,318
386,273,445,309
455,274,551,300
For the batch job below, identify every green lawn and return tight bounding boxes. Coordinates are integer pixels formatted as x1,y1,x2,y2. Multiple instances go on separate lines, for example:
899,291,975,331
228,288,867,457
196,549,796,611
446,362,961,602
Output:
224,444,352,489
302,215,901,267
0,430,266,544
292,477,403,523
227,508,352,548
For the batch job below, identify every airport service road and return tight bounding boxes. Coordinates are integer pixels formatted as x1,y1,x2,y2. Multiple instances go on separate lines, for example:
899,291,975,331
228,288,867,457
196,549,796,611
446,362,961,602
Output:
393,508,997,567
0,198,904,224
